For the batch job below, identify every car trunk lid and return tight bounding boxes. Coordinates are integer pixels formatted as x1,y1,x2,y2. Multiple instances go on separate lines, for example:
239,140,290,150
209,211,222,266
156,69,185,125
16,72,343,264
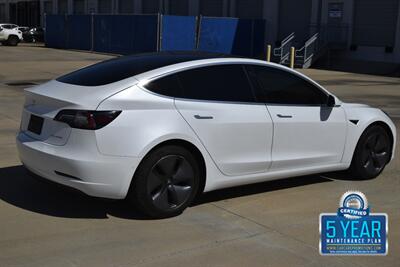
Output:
21,79,136,145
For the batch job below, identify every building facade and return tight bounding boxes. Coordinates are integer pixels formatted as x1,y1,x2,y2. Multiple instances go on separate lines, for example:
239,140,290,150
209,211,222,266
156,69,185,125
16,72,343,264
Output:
0,0,399,68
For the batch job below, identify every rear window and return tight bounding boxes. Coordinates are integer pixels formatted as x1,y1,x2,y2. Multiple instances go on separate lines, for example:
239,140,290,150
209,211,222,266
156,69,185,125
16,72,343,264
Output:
57,52,230,86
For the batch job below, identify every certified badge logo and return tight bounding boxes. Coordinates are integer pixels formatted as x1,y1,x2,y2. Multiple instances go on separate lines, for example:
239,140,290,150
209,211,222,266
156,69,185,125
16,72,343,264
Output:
319,191,388,255
338,191,369,219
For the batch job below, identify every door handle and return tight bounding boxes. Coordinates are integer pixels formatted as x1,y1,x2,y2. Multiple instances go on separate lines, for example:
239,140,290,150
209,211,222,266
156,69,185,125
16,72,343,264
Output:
194,115,214,120
277,114,293,118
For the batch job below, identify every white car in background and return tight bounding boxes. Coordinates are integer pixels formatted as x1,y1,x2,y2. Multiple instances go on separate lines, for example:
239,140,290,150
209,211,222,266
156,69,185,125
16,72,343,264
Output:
16,52,396,218
0,23,23,46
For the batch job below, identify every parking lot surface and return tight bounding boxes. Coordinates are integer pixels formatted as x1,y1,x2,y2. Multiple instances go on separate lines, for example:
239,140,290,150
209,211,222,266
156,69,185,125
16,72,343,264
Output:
0,44,399,267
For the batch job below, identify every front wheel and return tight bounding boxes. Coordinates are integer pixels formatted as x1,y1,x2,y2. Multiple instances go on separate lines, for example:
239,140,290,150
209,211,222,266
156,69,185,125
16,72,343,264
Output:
7,35,19,46
129,145,201,218
349,125,392,179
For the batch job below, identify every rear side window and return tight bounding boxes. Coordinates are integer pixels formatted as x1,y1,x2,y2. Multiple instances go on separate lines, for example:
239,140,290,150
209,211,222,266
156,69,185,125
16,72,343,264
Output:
145,74,182,97
177,64,255,102
246,65,327,105
145,65,256,103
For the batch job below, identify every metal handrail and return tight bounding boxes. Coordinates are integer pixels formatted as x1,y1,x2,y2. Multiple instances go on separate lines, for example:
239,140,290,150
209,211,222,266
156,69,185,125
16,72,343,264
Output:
305,32,318,47
273,32,295,63
281,32,295,44
296,32,319,64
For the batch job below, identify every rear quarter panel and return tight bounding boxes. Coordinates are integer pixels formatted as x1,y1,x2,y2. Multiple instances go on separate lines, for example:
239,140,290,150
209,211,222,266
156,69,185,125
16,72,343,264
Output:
95,85,225,192
95,85,199,157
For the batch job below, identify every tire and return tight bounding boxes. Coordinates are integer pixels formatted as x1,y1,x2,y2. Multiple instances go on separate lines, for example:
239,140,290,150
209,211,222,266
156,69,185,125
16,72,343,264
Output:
7,35,19,46
349,125,392,179
129,145,201,218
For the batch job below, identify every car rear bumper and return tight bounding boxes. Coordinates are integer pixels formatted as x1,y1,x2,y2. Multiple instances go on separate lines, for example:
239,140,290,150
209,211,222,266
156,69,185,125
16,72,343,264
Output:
16,132,141,199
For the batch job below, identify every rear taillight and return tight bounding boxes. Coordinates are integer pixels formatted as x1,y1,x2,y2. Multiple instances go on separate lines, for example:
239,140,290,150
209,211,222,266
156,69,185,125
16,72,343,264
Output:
54,110,121,130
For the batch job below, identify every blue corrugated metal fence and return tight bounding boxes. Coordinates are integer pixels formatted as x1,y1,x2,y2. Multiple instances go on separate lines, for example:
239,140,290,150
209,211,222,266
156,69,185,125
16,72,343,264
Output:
45,14,266,58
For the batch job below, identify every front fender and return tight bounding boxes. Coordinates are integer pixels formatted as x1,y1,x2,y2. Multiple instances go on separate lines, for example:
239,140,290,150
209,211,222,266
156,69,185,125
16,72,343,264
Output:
342,104,396,164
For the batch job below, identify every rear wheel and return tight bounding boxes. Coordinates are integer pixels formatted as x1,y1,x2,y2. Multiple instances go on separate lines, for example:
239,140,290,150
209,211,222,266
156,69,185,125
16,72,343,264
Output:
129,145,200,218
349,125,391,179
7,35,19,46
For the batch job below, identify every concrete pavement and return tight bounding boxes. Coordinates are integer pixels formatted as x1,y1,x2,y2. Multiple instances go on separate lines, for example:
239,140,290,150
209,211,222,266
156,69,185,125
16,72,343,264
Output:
0,44,398,267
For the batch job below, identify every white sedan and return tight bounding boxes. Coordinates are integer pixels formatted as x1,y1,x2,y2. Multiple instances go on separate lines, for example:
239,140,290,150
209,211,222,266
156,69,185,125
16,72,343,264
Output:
16,52,396,218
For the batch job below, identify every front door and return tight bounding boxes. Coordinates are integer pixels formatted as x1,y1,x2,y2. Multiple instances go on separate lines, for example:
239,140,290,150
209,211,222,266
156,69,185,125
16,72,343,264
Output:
267,105,346,170
245,64,347,171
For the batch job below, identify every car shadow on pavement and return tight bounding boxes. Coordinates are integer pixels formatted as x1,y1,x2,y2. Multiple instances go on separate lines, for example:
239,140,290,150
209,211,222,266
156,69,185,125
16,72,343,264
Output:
0,165,349,219
0,165,150,220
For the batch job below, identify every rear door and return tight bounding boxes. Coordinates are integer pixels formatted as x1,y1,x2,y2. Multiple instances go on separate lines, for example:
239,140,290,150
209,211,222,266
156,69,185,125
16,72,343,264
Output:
246,65,347,171
172,64,273,176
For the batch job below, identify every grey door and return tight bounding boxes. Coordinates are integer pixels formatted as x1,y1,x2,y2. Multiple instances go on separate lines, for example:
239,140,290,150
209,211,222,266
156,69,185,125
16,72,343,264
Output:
327,2,347,45
0,3,6,22
352,0,399,47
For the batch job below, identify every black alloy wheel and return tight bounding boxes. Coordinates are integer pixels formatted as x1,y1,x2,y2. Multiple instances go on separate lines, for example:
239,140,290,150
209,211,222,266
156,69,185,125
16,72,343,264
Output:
350,125,391,179
361,131,390,174
130,145,200,218
148,155,194,210
7,35,18,46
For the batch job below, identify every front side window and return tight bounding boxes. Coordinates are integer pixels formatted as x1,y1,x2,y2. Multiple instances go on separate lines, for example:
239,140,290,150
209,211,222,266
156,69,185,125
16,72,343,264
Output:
246,65,327,105
177,64,255,102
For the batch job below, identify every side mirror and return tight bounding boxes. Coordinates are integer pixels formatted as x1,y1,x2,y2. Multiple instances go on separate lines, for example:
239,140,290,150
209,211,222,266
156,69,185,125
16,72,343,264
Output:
0,27,3,32
327,95,335,107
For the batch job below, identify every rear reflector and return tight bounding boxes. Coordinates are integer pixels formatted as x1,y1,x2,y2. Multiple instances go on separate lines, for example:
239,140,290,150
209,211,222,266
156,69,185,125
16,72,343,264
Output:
55,171,82,180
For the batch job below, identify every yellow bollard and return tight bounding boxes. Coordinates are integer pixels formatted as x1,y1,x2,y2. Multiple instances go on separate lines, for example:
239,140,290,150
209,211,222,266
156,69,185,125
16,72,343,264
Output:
290,47,295,69
266,45,271,62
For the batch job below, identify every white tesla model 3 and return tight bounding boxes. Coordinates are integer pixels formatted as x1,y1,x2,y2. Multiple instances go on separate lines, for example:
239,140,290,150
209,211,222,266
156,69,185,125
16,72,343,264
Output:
17,52,396,218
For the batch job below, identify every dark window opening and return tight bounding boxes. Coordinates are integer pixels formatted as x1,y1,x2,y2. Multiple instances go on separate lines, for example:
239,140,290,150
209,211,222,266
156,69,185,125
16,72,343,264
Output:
146,64,256,103
246,65,327,105
145,74,182,97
